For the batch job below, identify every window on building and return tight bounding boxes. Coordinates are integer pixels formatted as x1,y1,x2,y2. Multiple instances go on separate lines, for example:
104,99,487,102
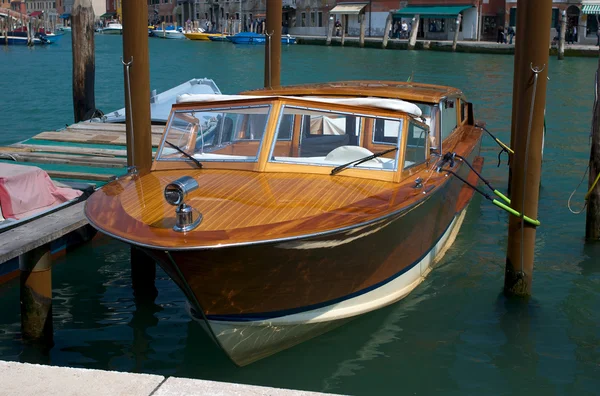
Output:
428,18,445,33
509,8,516,26
301,12,305,27
318,12,323,27
310,12,315,27
551,8,559,29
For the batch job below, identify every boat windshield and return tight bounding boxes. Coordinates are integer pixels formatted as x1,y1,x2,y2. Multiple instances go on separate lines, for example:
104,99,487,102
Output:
156,105,271,163
268,105,404,172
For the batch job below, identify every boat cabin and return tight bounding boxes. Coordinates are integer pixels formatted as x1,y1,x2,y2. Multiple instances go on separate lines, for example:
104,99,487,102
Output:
153,81,473,184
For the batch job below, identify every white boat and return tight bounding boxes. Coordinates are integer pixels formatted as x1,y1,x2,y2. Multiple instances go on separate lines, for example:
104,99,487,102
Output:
89,78,221,124
151,28,186,39
102,22,123,35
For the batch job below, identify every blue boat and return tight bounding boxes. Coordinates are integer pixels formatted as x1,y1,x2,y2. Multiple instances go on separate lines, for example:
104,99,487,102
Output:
226,31,296,45
0,33,50,46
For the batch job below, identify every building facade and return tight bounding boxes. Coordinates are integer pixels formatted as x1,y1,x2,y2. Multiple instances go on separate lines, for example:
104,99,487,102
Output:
25,0,57,16
148,0,176,25
506,0,600,44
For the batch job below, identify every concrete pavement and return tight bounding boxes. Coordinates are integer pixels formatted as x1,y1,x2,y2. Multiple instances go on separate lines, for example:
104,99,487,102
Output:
0,361,336,396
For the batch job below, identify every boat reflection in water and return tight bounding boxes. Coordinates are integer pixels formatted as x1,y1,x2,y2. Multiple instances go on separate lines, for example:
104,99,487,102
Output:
85,81,483,366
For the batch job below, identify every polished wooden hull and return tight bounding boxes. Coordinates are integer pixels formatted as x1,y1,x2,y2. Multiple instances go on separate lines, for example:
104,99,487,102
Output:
132,151,482,365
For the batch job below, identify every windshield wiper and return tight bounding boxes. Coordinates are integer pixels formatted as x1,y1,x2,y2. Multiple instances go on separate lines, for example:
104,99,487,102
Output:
165,140,203,169
331,147,398,176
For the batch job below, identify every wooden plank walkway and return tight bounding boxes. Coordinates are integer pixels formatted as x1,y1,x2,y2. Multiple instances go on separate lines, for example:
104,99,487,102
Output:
0,122,164,186
0,202,88,264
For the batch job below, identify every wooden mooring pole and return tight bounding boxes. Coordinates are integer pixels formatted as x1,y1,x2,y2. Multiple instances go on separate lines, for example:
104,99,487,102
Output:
585,54,600,240
504,0,552,297
408,15,419,50
264,0,282,89
382,12,392,49
452,14,462,52
122,0,156,298
20,244,53,343
558,10,566,61
71,0,96,123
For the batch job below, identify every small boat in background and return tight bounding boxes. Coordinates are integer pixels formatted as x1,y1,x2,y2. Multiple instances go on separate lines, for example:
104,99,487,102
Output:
89,77,221,124
85,80,483,366
151,26,186,39
0,32,50,45
184,31,227,41
102,22,123,35
227,31,296,44
208,35,229,42
226,31,266,44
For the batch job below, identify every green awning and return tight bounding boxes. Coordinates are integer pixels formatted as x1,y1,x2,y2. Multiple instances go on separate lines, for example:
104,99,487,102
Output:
100,12,116,18
582,4,600,14
394,5,473,18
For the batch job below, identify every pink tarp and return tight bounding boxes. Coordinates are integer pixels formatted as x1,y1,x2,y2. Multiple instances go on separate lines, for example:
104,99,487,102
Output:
0,163,82,220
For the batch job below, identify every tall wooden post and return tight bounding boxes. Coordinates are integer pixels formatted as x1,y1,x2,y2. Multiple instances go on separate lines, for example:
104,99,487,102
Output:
585,55,600,240
122,0,152,172
341,15,346,46
359,12,365,47
326,15,333,45
264,0,281,89
382,12,392,49
20,244,53,343
408,15,419,50
504,0,552,297
71,0,96,123
122,0,155,298
558,10,566,60
452,14,462,52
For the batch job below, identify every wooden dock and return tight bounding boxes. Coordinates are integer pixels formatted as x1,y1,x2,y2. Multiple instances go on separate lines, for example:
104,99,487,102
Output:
0,122,165,186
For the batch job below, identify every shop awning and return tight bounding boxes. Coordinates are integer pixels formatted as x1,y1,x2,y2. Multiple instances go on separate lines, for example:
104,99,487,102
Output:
329,3,368,15
394,5,473,18
582,4,600,14
100,12,116,18
29,11,43,17
60,13,71,19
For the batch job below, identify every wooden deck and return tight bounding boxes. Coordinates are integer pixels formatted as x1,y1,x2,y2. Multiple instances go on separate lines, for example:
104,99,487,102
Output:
0,122,164,185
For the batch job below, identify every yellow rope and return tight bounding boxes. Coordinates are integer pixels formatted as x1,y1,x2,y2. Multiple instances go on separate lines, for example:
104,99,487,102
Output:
585,171,600,200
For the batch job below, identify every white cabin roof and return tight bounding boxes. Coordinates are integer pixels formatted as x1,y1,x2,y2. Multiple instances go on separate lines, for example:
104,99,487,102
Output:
176,94,423,118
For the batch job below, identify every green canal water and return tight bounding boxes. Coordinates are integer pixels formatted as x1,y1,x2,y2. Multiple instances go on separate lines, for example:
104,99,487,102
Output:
1,35,599,395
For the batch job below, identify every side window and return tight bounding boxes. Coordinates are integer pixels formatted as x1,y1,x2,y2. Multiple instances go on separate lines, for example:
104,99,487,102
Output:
373,119,402,145
277,114,294,140
404,122,427,169
441,99,457,140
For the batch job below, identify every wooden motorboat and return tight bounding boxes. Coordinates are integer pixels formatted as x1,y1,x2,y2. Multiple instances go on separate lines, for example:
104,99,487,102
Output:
184,31,227,41
85,81,483,366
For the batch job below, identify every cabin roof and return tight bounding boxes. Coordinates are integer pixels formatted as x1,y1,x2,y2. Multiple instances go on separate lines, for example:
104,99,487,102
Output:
243,81,463,103
175,93,423,117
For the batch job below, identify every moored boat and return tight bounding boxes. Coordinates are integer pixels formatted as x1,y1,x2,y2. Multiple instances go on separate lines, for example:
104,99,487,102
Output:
226,31,296,44
0,32,50,45
184,31,227,41
208,34,229,42
85,81,483,366
0,163,93,283
102,22,123,35
151,26,186,39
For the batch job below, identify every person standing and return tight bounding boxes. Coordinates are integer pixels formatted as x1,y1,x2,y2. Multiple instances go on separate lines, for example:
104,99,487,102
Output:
507,26,515,45
497,25,504,43
401,20,408,39
573,25,577,43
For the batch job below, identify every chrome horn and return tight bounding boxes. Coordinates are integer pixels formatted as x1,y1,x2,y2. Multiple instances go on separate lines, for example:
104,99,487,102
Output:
164,176,202,232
